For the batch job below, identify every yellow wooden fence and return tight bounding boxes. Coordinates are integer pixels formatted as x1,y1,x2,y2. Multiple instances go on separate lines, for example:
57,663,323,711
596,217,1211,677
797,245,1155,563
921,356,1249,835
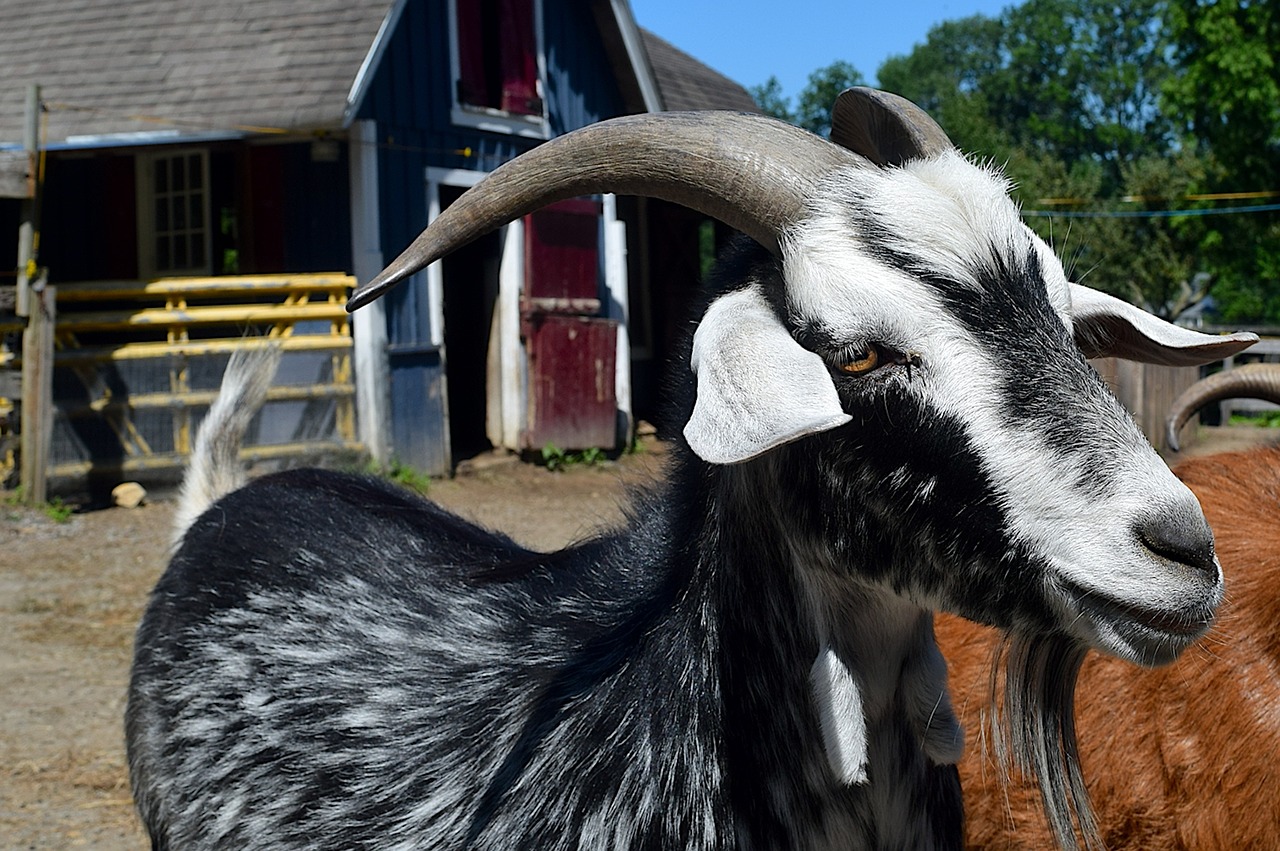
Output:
0,273,362,485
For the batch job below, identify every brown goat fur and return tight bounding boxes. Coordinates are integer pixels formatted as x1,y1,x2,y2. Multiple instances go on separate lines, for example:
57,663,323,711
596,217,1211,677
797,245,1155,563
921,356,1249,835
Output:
942,445,1280,850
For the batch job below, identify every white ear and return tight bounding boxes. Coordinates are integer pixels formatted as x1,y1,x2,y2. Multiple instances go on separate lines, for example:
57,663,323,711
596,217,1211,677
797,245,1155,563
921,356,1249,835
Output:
684,287,852,464
1070,283,1257,366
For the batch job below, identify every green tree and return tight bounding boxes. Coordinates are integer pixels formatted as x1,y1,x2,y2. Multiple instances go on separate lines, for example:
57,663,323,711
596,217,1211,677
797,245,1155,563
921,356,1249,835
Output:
1162,0,1280,324
793,61,865,137
881,1,1175,186
876,15,1009,154
873,0,1274,321
749,75,795,124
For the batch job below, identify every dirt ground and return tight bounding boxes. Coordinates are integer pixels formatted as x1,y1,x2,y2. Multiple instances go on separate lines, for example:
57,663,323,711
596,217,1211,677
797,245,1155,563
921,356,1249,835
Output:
1,426,1274,850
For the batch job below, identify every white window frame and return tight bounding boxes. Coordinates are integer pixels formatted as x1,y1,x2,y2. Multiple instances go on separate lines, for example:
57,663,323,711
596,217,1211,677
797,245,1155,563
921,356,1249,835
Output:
135,148,213,279
446,0,550,140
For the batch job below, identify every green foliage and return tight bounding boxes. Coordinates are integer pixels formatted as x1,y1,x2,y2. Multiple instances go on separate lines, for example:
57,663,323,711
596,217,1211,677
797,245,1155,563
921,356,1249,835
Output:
43,497,73,523
366,459,431,494
1161,0,1280,324
794,61,866,137
750,0,1280,324
1228,410,1280,429
749,61,866,137
1163,0,1280,177
873,0,1280,324
539,444,605,472
3,487,74,523
748,75,795,124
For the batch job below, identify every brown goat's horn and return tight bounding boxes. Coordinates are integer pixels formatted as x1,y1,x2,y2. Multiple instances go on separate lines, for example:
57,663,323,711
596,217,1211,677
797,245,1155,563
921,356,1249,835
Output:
829,88,954,166
348,111,863,310
1167,363,1280,451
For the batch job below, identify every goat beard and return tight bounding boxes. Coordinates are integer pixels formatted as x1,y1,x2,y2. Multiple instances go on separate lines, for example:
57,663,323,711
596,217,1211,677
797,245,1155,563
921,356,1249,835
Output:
988,633,1101,851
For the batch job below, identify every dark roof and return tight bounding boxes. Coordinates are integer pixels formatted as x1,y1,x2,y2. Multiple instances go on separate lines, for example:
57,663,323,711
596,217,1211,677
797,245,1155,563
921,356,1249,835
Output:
639,29,760,114
0,0,394,146
0,1,757,149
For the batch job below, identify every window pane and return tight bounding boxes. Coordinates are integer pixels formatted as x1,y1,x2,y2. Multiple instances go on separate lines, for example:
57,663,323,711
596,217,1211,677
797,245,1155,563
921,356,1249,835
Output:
154,159,168,193
174,235,189,268
156,236,170,270
172,160,186,192
173,197,186,230
190,195,204,229
155,197,169,232
188,154,203,190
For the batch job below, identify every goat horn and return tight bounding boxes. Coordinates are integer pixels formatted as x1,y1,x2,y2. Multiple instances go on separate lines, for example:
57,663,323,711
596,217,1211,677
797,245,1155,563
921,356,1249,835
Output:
1166,363,1280,451
829,87,954,166
348,111,863,310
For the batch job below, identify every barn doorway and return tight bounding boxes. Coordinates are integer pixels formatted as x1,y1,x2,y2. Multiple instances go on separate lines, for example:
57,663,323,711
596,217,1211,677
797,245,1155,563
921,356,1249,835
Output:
440,185,499,465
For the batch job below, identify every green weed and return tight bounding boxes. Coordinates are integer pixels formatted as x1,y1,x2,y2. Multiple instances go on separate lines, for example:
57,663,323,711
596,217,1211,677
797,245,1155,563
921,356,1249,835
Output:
540,444,606,472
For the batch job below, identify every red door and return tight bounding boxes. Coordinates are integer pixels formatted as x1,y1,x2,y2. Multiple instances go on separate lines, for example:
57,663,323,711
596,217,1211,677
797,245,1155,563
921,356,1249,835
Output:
522,199,618,451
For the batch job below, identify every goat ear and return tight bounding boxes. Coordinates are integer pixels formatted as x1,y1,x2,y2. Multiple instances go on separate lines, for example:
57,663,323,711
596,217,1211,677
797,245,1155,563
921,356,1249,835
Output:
829,87,954,166
1070,283,1258,367
684,288,852,464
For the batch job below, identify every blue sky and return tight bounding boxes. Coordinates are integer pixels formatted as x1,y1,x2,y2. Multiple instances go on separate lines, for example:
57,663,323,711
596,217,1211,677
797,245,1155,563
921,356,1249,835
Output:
630,1,1013,98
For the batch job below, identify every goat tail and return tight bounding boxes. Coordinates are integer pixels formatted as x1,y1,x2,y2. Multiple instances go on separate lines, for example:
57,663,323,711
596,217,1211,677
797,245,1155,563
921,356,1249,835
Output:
172,345,283,544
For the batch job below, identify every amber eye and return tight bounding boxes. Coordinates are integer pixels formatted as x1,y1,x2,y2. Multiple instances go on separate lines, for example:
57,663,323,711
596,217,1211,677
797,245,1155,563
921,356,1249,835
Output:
839,346,880,375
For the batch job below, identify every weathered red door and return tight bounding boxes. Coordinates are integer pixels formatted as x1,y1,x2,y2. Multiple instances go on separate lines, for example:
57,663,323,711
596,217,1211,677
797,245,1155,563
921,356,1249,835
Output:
522,199,618,450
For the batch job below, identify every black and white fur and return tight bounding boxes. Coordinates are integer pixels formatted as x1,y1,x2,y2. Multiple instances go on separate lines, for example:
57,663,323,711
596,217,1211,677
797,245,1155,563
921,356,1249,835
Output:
128,145,1237,850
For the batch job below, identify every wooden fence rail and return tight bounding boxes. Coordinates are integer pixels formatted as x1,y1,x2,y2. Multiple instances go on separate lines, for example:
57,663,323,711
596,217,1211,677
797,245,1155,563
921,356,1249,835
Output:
1,273,362,492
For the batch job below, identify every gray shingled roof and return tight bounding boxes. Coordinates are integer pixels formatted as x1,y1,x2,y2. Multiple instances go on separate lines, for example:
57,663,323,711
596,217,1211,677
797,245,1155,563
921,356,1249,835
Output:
0,0,394,146
0,1,757,149
640,29,759,114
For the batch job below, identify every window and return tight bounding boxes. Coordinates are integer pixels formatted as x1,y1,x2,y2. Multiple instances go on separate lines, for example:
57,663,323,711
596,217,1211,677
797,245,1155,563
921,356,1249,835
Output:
136,150,212,277
449,0,548,138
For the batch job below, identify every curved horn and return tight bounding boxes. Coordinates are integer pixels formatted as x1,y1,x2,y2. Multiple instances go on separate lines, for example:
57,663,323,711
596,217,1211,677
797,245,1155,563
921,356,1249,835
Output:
348,111,864,310
829,87,954,166
1166,363,1280,451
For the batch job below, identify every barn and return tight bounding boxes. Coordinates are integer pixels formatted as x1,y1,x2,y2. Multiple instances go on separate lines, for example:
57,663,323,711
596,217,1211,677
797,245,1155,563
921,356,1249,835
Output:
0,0,759,491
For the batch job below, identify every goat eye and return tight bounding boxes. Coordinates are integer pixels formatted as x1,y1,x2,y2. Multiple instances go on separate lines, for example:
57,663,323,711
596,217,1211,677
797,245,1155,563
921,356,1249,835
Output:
839,346,880,375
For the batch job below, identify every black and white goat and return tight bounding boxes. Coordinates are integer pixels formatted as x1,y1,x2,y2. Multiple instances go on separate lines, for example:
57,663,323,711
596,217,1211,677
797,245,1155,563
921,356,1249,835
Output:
126,90,1255,851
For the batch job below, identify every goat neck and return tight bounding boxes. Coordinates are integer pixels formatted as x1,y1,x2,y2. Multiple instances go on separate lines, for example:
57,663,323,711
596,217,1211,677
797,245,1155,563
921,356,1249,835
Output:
663,445,965,849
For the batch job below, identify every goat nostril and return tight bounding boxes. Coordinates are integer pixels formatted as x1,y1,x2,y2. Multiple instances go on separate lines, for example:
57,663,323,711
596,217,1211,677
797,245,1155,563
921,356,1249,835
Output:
1135,511,1217,577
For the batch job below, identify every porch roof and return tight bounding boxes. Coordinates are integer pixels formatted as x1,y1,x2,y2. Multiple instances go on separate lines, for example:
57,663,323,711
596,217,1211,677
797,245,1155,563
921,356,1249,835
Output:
0,0,396,148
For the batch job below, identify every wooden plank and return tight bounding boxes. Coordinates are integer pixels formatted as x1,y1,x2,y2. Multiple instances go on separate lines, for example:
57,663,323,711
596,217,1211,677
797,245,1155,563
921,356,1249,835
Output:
54,301,349,332
54,273,355,301
20,283,54,503
0,150,34,199
49,335,352,365
524,314,618,450
4,335,352,367
1091,357,1197,451
47,440,366,479
58,382,356,419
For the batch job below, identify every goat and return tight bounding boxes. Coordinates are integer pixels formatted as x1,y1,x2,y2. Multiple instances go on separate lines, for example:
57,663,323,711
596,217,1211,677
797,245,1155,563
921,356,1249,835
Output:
943,364,1280,849
126,89,1257,851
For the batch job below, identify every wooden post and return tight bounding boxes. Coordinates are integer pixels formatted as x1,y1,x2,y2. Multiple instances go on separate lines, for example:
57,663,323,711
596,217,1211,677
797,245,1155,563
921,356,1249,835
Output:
20,277,54,504
14,84,39,318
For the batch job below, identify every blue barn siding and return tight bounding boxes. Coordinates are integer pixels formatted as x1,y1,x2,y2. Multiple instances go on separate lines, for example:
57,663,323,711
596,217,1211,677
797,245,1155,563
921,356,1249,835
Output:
543,0,627,135
357,0,630,474
280,142,353,273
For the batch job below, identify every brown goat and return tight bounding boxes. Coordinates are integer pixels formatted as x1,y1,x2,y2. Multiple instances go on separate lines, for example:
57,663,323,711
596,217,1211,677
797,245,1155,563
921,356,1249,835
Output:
942,442,1280,849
